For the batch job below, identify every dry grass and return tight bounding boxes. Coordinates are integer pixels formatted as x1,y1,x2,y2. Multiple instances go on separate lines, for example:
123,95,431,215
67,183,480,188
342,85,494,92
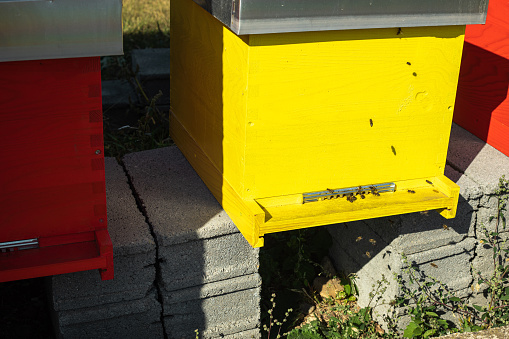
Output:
122,0,171,35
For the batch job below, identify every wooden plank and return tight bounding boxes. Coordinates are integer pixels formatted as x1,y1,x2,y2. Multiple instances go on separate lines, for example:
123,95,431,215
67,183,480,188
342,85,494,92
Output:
454,0,509,157
258,176,459,234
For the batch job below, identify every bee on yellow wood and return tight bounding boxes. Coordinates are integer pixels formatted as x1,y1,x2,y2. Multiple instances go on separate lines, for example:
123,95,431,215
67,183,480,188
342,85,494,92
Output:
430,263,438,268
370,119,374,127
433,189,439,193
356,236,363,242
327,188,334,194
365,251,372,258
443,224,449,230
426,180,433,185
347,194,357,203
369,239,377,245
357,186,366,199
370,186,380,196
407,189,416,194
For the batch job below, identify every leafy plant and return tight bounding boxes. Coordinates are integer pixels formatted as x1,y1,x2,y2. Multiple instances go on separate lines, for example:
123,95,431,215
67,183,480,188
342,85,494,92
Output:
395,175,509,338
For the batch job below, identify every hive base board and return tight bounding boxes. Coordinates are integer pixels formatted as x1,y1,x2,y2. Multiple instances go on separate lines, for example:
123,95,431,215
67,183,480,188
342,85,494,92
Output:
0,230,113,282
171,112,460,248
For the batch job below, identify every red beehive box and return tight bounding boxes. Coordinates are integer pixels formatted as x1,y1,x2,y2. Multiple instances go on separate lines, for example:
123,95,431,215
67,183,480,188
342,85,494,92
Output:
454,0,509,157
0,57,113,282
0,0,122,282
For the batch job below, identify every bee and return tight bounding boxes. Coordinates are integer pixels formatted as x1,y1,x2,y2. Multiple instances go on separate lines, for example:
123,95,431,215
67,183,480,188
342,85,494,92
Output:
370,186,380,196
365,251,372,258
397,27,402,35
347,194,357,203
430,263,438,268
356,236,363,242
443,224,449,230
420,210,429,215
407,189,416,194
369,119,373,127
369,239,377,245
357,186,366,199
426,180,433,185
406,62,411,66
388,219,395,225
433,189,439,193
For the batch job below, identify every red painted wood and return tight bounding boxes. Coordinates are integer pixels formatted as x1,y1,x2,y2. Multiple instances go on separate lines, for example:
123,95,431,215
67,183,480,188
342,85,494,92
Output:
0,57,113,282
454,0,509,157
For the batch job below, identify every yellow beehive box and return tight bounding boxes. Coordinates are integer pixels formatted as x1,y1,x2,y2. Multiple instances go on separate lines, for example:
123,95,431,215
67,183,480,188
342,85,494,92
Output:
170,0,464,247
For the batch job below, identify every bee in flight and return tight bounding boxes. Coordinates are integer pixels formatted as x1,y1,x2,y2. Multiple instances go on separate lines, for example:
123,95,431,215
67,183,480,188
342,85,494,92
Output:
369,239,376,245
356,236,363,242
443,224,449,230
420,211,429,215
430,263,438,268
365,251,372,258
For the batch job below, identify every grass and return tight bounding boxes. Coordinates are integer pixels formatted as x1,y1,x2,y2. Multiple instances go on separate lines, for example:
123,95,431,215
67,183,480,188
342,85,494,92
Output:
101,0,171,80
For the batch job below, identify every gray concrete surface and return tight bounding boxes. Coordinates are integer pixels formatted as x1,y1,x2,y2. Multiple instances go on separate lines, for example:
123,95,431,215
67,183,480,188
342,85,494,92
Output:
328,124,509,331
50,151,261,338
131,48,170,105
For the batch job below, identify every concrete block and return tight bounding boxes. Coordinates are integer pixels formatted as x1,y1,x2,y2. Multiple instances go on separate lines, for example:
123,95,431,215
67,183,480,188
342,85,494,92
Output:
163,273,261,305
49,158,156,310
131,48,170,105
404,238,476,293
472,232,509,285
164,288,260,339
48,252,155,311
104,157,156,257
221,329,260,339
477,194,509,234
123,147,239,246
159,232,259,291
448,124,509,193
102,80,140,130
54,293,162,339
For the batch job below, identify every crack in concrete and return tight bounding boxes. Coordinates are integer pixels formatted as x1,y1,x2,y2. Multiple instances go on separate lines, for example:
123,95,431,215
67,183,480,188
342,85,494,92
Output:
119,158,168,339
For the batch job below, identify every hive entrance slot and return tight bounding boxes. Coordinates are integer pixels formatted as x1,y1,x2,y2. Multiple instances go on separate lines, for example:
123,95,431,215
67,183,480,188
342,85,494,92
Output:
302,182,396,203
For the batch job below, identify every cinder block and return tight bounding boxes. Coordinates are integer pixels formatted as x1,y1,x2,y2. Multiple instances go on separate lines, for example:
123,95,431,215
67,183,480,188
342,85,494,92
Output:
160,233,259,291
221,329,260,339
123,147,239,246
164,288,260,339
448,124,509,193
123,147,260,290
54,293,162,339
404,239,476,292
49,158,156,310
163,273,261,307
131,48,170,105
102,80,140,130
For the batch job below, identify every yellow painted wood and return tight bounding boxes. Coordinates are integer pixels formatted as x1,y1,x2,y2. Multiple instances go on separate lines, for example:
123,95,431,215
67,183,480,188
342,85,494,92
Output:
170,111,265,247
170,0,464,247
